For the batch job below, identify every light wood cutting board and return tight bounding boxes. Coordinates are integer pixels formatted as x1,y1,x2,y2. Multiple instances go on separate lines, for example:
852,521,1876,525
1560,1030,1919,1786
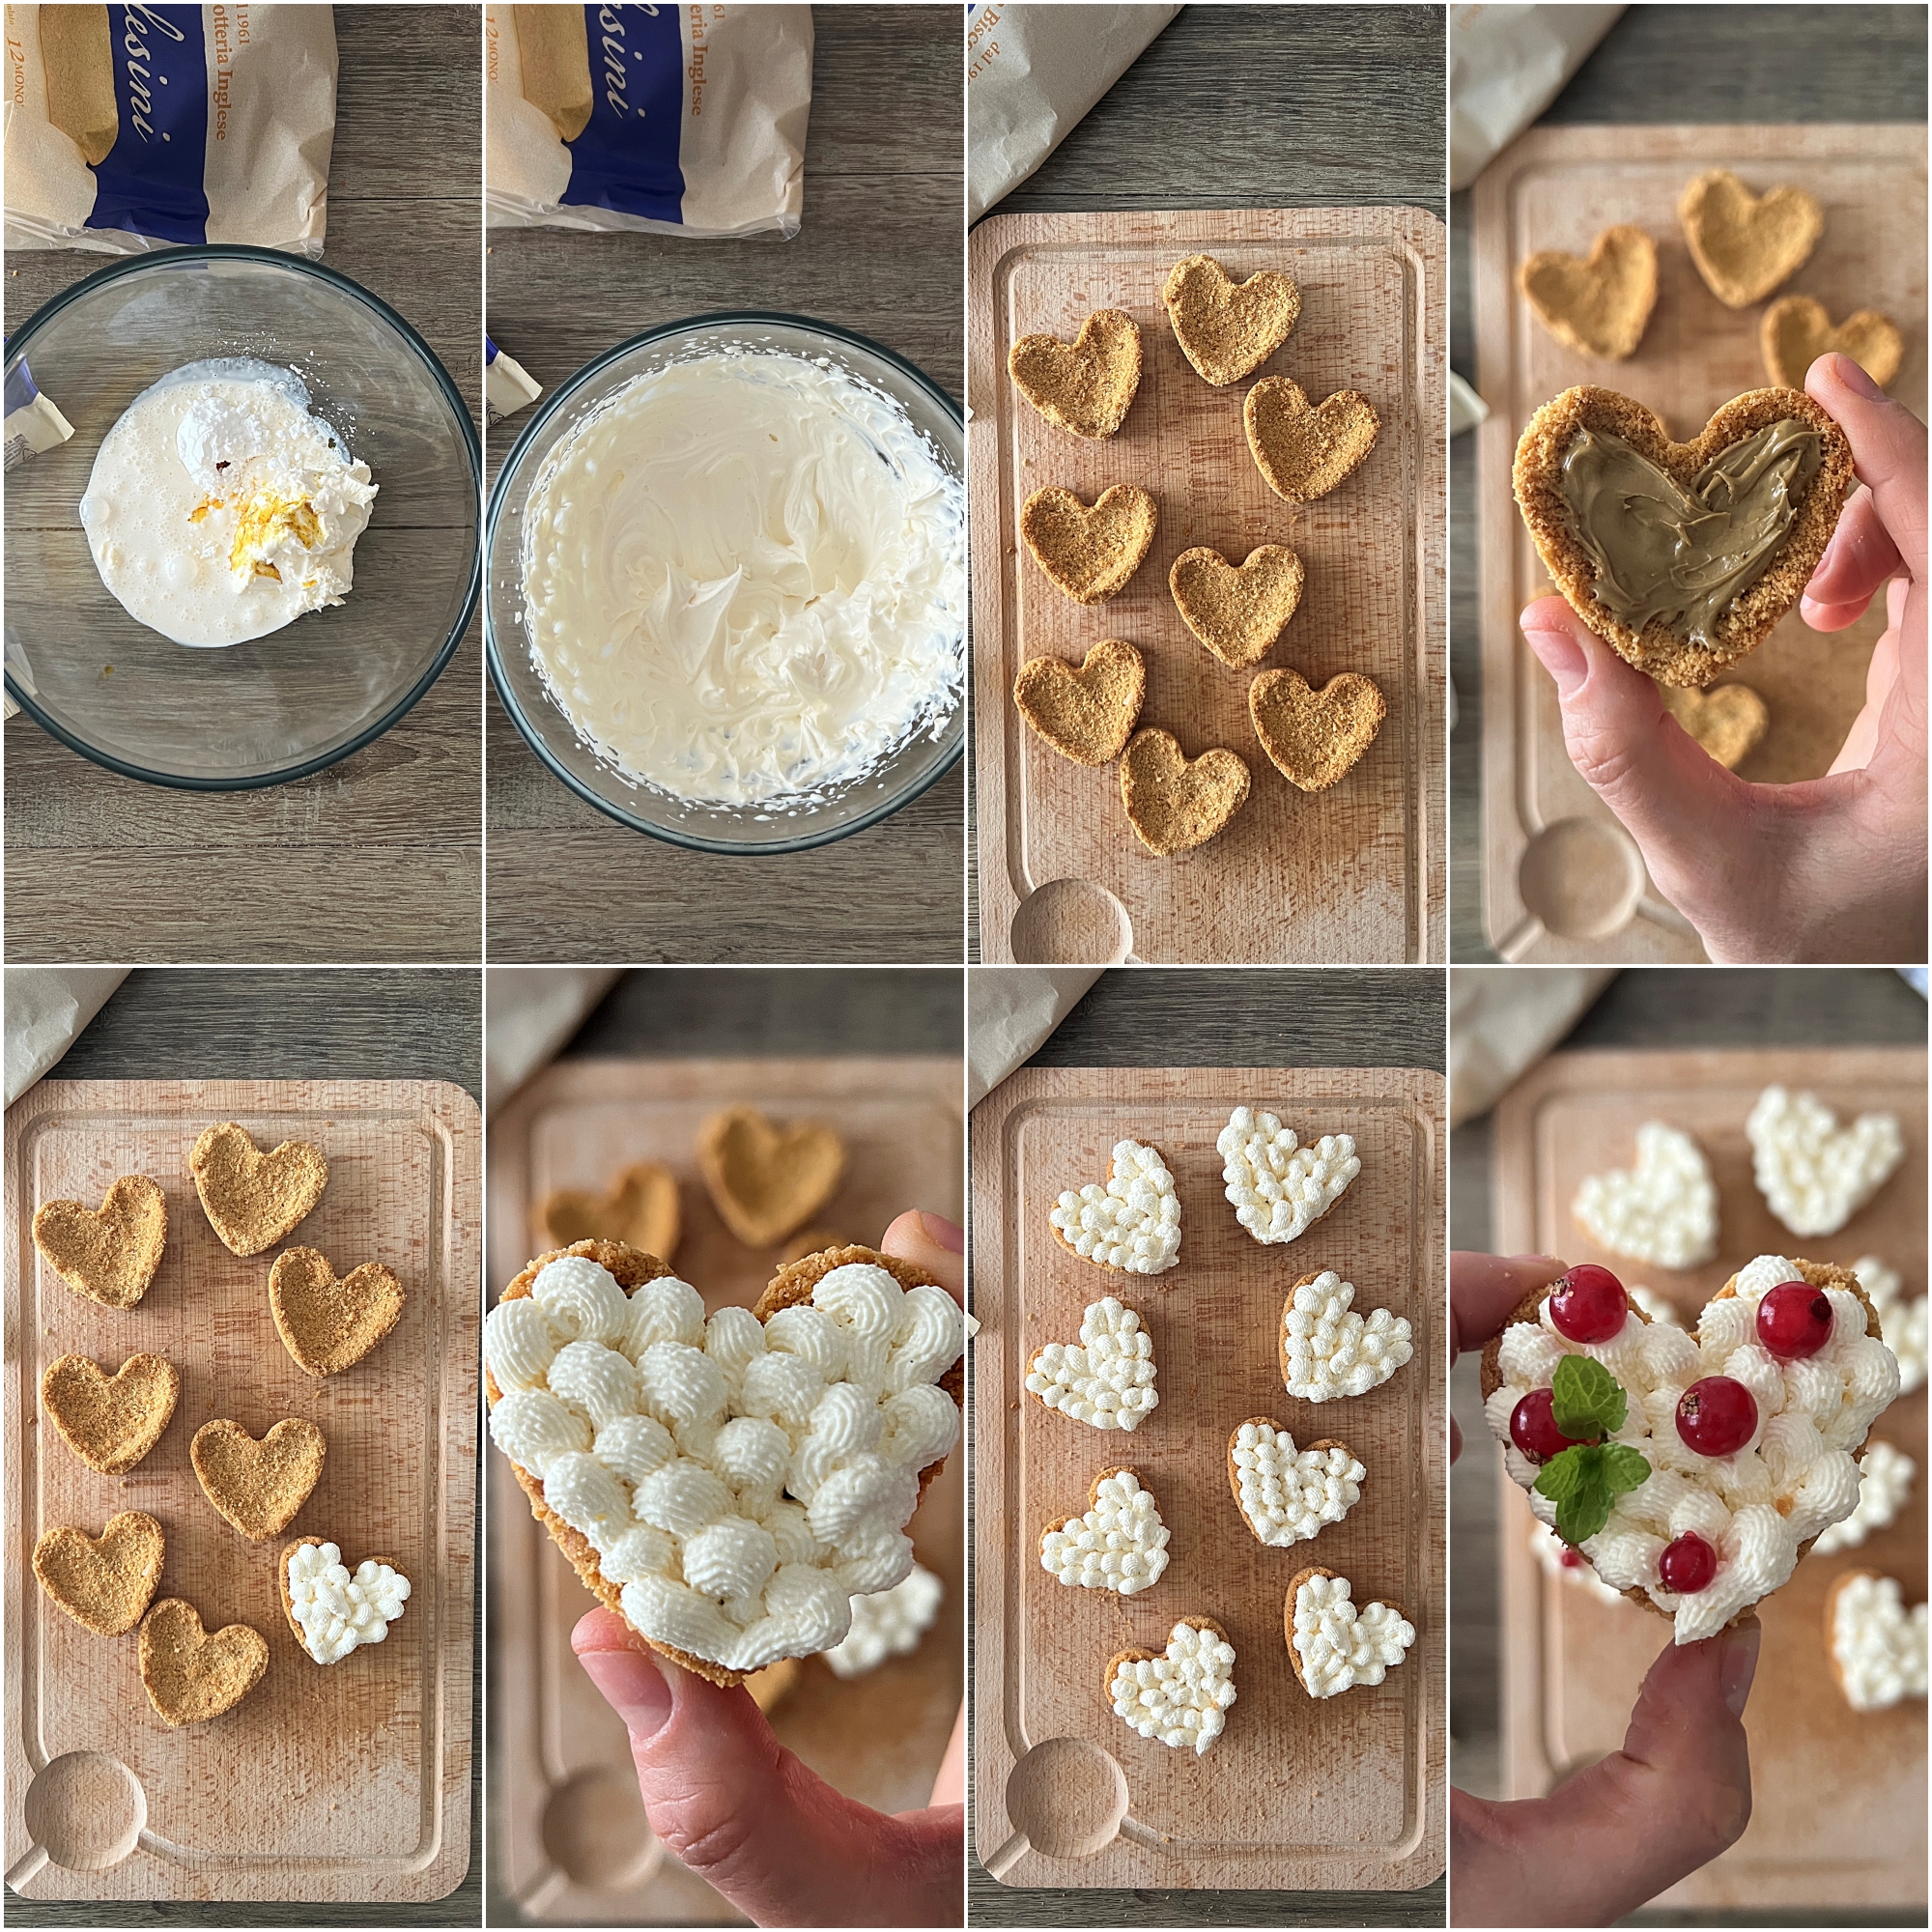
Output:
3,1078,478,1902
1474,124,1928,961
970,207,1446,966
1492,1047,1927,1910
488,1057,963,1923
972,1065,1445,1890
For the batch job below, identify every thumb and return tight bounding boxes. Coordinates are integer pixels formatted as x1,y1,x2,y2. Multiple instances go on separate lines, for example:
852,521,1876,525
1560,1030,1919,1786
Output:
574,1609,963,1926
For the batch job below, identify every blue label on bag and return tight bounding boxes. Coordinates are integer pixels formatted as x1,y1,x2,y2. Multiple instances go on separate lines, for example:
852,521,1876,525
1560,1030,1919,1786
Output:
559,4,685,225
84,4,211,245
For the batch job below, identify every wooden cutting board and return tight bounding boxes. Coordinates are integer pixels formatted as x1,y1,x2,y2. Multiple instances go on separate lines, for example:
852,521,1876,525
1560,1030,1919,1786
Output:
970,207,1446,966
972,1065,1445,1890
1492,1046,1927,1910
1474,124,1928,960
3,1078,478,1902
488,1057,963,1923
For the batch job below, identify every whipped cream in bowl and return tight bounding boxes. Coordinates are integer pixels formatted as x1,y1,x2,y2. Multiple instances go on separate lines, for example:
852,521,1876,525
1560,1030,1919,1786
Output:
488,315,965,852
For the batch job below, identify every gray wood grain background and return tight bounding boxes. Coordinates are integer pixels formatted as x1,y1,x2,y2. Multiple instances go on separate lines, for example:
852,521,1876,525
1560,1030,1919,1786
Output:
1449,4,1932,960
3,6,484,968
1449,965,1927,1930
6,965,481,1927
483,6,965,965
970,2,1448,960
971,965,1446,1927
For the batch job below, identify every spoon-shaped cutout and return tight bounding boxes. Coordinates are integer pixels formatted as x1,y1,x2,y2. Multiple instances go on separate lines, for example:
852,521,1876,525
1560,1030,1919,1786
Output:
11,1751,147,1883
984,1735,1129,1876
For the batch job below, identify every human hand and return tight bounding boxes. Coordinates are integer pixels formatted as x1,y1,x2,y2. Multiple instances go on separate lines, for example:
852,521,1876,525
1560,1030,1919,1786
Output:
573,1209,967,1928
1449,1252,1759,1926
1521,352,1927,962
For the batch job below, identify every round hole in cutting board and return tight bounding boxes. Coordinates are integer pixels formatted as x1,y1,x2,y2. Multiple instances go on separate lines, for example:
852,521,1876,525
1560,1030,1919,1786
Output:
541,1766,664,1889
1011,879,1132,964
22,1751,146,1871
1518,817,1644,940
1005,1735,1129,1859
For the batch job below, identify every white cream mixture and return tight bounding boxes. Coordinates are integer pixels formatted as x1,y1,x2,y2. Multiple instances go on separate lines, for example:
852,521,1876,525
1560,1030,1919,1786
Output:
78,359,378,649
519,351,964,807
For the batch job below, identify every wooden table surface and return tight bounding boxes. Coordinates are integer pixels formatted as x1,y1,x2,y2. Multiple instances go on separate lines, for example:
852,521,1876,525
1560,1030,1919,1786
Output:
1449,965,1927,1928
5,965,480,1927
3,6,483,968
1449,4,1932,960
970,965,1446,1927
482,5,965,965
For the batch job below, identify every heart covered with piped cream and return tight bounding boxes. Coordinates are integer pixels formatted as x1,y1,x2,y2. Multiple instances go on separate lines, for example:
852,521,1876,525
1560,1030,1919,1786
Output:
1218,1106,1360,1245
31,1175,167,1309
1040,1466,1170,1595
1827,1571,1928,1713
1287,1567,1414,1697
1106,1615,1237,1754
1025,1296,1159,1433
1048,1138,1180,1276
1572,1122,1719,1270
1281,1271,1413,1401
486,1240,964,1686
1228,1420,1364,1548
1747,1085,1905,1237
190,1122,327,1257
280,1536,412,1664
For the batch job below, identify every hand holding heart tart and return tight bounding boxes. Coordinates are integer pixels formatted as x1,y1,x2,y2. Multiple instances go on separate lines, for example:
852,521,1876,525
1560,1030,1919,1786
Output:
485,1239,964,1685
1513,385,1853,686
1481,1258,1900,1645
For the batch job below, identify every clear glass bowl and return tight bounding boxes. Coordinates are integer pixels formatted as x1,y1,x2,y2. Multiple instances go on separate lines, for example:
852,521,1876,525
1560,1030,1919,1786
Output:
486,313,964,854
4,246,478,788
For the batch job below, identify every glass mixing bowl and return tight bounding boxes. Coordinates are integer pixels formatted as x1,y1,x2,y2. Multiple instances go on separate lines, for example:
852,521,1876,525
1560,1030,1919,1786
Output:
4,246,478,787
486,313,965,854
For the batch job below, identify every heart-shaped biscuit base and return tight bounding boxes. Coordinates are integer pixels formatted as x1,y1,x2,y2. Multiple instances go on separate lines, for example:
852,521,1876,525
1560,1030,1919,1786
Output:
1659,683,1770,769
42,1352,180,1474
1014,639,1145,765
32,1175,167,1310
1245,378,1378,504
1679,168,1823,308
1170,546,1305,668
538,1163,680,1261
1515,385,1853,685
696,1106,845,1248
1009,308,1144,440
1249,668,1385,790
34,1511,165,1635
1040,1466,1170,1595
191,1122,327,1257
191,1417,326,1541
270,1247,406,1378
1120,729,1250,857
139,1599,269,1726
1761,296,1903,392
1019,485,1158,604
1520,225,1659,361
1163,253,1300,385
280,1535,411,1663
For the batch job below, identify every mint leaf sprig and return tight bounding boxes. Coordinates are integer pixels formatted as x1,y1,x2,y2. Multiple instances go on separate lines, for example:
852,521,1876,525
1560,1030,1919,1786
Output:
1549,1354,1628,1441
1536,1441,1651,1546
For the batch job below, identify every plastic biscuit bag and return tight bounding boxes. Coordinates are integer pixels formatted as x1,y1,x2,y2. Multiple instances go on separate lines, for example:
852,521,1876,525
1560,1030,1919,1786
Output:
4,2,338,255
486,3,812,237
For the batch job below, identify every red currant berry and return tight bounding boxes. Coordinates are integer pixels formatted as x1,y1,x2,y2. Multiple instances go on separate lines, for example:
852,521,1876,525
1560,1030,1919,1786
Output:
1510,1386,1586,1463
1659,1531,1718,1594
1756,1281,1833,1360
1675,1376,1758,1457
1548,1264,1628,1343
1559,1546,1585,1571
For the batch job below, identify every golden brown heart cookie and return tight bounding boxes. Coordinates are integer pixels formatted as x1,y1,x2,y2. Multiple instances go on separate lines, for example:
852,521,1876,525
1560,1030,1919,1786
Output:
139,1599,269,1726
1249,668,1386,790
1760,296,1904,392
1009,308,1144,440
1019,484,1158,604
1162,253,1300,385
33,1511,165,1636
536,1162,680,1262
1244,379,1379,505
1514,385,1853,685
1013,639,1146,765
190,1122,327,1257
42,1352,180,1474
31,1175,166,1310
1120,729,1251,857
1679,168,1823,308
1659,682,1770,769
1520,224,1658,360
697,1106,846,1248
1170,545,1305,668
269,1247,406,1378
190,1417,326,1541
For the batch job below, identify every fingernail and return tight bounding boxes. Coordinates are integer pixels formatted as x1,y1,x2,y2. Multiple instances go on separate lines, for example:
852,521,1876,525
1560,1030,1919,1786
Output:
579,1643,674,1742
1719,1618,1761,1718
1524,625,1588,699
916,1210,965,1254
1829,352,1884,402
